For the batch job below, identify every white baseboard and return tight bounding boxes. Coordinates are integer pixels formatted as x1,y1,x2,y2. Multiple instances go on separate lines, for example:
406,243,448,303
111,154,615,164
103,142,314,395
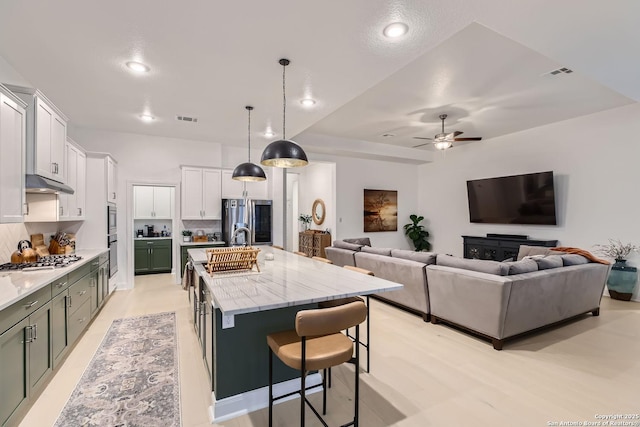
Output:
208,373,323,423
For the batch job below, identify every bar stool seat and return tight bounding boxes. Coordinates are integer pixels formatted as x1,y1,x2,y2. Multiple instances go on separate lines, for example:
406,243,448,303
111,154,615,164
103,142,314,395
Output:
318,296,363,309
267,330,354,371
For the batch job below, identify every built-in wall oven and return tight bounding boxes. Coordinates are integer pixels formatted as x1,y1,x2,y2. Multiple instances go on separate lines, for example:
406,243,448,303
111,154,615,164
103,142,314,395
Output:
107,204,117,277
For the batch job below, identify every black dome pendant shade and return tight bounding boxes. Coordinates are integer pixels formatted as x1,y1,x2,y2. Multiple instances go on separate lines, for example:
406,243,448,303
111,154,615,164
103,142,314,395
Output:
232,106,266,181
260,58,309,168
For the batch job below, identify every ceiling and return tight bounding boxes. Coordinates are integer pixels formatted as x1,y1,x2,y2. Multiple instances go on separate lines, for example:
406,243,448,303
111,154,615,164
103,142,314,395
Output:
0,0,637,161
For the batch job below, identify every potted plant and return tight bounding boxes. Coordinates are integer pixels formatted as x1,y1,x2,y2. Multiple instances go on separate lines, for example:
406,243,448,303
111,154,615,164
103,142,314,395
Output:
403,214,431,252
298,214,312,232
182,230,193,242
594,239,639,301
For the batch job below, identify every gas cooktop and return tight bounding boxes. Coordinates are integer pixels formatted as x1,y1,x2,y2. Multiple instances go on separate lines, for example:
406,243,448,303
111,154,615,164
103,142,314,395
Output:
0,255,83,272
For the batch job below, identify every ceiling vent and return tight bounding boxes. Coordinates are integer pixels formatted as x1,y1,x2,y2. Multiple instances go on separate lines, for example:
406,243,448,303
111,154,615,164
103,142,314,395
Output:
176,115,198,123
547,67,573,76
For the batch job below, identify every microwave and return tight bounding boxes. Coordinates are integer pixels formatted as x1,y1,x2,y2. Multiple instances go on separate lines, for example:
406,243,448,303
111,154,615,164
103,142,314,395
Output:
107,204,117,235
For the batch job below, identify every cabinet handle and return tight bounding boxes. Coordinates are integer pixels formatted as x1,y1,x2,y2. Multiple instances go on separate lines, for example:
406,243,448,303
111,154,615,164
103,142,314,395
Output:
22,326,33,344
78,208,82,216
32,323,37,341
60,206,63,216
89,279,95,287
78,317,85,324
23,300,38,309
79,290,87,296
92,261,99,266
112,192,116,200
56,281,67,288
68,295,72,308
51,163,56,174
23,203,28,215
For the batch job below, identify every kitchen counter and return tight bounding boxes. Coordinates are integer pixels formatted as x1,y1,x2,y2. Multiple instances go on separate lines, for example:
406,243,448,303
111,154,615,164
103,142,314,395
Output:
0,249,109,311
180,240,225,246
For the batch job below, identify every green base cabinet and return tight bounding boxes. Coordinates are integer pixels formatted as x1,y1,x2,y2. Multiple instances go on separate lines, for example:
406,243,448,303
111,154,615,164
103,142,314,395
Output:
135,239,172,275
51,291,69,369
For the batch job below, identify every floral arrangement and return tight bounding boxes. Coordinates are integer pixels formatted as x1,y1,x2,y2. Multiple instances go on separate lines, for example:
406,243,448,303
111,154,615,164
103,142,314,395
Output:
298,214,312,230
593,239,639,260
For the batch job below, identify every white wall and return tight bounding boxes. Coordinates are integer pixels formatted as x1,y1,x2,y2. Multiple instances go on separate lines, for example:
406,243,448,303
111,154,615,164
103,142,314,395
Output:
298,162,336,235
418,102,640,300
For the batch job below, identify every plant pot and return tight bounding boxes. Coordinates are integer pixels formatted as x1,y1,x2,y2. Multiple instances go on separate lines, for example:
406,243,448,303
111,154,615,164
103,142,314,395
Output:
607,259,638,301
183,236,192,242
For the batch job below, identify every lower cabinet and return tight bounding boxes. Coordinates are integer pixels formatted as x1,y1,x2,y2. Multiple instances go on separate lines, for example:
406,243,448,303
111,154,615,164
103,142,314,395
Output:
51,291,69,368
135,239,172,274
204,288,214,387
0,302,53,427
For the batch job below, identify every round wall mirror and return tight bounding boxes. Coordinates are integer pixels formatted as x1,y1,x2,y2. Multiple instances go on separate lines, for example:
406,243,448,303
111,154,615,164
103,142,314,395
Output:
312,199,326,225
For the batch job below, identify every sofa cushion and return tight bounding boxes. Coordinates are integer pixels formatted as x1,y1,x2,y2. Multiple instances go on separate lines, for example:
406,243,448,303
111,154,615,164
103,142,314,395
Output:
534,255,564,270
333,240,363,251
343,237,371,247
560,254,589,266
391,249,437,265
502,259,539,275
516,245,565,261
436,254,509,276
361,246,392,256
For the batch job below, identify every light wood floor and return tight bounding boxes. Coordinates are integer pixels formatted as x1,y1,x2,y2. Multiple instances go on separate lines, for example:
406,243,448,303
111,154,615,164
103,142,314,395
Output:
19,274,640,427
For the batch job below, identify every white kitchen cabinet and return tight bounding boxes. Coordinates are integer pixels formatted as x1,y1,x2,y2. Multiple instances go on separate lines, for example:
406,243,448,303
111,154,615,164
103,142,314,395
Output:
0,86,27,223
221,169,269,200
181,167,221,220
59,139,86,220
107,155,117,204
6,85,67,182
134,185,173,219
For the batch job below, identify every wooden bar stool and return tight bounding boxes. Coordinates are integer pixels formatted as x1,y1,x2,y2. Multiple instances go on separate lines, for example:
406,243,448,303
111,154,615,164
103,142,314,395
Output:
267,301,367,427
311,256,333,264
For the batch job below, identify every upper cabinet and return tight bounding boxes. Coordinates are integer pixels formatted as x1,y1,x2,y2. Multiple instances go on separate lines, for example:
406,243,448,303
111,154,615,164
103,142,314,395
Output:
0,85,27,223
106,156,117,204
181,167,221,220
221,169,269,200
59,139,86,221
134,185,173,219
6,85,68,183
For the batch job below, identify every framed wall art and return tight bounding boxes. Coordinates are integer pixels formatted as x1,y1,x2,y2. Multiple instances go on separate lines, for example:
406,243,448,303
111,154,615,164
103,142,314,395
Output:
363,189,398,232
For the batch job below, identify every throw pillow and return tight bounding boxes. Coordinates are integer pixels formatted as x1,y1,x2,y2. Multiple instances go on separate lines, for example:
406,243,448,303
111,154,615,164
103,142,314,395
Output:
535,255,564,270
391,249,437,265
516,245,566,261
502,259,539,275
560,254,589,266
436,254,509,276
343,237,371,247
333,240,363,251
361,246,392,256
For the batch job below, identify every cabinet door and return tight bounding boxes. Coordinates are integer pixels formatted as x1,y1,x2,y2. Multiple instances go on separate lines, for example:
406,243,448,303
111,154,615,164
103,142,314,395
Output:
107,156,117,203
134,243,151,274
150,242,172,272
153,186,173,219
59,143,77,219
51,291,68,368
221,170,244,199
76,150,86,218
202,169,221,219
0,318,29,426
0,93,26,223
50,115,66,182
134,185,155,218
28,303,52,395
35,98,53,179
181,167,204,219
245,170,269,200
89,271,99,317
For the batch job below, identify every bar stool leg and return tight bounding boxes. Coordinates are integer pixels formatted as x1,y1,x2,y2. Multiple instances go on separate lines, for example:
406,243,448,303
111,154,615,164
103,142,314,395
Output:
322,368,327,415
366,295,370,373
355,324,360,427
301,338,306,427
269,348,273,427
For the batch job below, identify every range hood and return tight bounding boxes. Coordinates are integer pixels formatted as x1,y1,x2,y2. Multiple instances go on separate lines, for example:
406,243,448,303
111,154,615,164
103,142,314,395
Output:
25,174,74,194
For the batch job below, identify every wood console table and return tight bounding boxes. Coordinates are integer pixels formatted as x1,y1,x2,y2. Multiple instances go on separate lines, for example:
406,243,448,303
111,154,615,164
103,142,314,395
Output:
462,235,558,261
298,230,331,258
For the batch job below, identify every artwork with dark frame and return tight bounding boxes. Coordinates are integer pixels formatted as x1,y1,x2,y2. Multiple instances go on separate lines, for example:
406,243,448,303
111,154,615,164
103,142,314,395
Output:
363,189,398,232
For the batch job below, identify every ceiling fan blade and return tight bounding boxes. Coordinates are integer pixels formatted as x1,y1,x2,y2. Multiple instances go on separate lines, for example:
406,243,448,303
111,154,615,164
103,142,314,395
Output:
453,137,482,141
450,131,463,137
412,141,432,148
412,136,433,140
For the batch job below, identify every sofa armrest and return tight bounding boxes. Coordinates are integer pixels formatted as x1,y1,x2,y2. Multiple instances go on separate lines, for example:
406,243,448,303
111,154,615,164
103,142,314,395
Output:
325,246,356,267
426,265,513,339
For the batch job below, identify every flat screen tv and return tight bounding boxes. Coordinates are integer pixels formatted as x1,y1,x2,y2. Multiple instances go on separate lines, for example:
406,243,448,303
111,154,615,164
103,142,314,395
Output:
466,171,557,225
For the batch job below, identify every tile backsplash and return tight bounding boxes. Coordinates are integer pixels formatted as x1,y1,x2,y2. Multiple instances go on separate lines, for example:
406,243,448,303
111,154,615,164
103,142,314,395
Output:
0,223,29,263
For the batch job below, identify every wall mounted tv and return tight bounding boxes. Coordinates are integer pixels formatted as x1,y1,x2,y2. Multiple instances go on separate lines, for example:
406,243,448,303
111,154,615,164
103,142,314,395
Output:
466,171,557,225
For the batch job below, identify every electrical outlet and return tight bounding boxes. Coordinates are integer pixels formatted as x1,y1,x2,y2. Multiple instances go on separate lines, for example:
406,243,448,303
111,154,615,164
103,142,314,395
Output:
222,314,235,329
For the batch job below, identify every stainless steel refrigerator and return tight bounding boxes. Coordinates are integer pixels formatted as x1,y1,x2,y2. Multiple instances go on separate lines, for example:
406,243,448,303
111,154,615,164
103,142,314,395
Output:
222,199,273,246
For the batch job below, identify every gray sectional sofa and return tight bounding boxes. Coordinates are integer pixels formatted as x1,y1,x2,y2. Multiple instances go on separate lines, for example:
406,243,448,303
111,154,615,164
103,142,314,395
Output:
325,240,611,350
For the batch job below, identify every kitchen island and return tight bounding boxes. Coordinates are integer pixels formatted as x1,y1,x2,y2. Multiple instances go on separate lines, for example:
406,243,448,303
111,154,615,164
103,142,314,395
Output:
188,247,402,422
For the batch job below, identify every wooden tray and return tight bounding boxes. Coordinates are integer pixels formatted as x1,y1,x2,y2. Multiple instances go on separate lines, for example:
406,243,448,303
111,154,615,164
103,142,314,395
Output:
193,235,208,242
206,246,261,275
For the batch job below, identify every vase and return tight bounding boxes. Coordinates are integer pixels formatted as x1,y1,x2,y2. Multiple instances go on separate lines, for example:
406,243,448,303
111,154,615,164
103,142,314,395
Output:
606,259,638,301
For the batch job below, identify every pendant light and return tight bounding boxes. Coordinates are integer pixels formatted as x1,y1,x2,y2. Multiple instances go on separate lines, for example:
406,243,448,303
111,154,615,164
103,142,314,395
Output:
260,58,309,168
232,106,267,181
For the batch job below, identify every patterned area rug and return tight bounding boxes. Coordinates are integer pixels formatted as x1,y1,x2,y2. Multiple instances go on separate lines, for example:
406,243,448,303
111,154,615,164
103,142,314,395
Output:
54,312,181,427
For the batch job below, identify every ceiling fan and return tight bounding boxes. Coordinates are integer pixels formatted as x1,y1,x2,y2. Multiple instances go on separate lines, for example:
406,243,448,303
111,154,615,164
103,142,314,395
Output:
412,114,482,150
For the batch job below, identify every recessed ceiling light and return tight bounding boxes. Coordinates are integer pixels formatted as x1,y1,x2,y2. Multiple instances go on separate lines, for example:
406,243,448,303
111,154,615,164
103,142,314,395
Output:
126,61,150,73
300,98,316,107
140,114,155,122
264,130,276,138
383,22,409,38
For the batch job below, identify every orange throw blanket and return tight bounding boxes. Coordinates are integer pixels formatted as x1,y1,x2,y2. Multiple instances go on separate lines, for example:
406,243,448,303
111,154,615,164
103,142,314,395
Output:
552,247,610,265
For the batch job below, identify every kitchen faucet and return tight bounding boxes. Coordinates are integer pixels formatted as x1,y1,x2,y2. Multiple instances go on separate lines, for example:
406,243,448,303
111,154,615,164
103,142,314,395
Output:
231,226,252,247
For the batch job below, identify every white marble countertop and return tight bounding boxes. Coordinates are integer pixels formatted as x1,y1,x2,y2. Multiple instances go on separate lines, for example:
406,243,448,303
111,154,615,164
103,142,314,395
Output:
0,249,109,311
180,241,226,247
189,247,403,316
134,237,173,240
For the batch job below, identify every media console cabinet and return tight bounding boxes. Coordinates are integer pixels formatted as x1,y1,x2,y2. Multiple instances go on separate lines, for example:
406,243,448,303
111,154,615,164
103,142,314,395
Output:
462,234,558,261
